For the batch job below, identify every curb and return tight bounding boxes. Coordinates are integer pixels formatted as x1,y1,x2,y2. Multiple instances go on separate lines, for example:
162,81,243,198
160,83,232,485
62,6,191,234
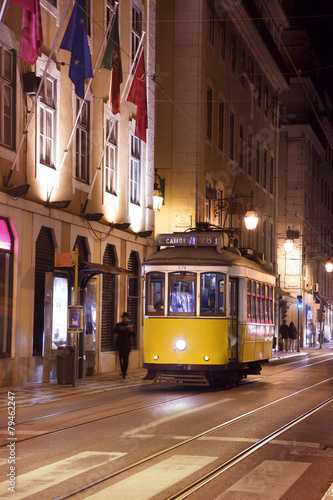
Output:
269,351,308,362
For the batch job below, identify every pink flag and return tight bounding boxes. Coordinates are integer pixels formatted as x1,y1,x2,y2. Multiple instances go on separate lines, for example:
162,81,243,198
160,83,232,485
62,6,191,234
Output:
10,0,43,65
126,51,147,142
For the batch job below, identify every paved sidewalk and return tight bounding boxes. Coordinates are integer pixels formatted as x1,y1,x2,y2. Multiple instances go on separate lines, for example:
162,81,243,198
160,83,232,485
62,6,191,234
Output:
0,368,149,410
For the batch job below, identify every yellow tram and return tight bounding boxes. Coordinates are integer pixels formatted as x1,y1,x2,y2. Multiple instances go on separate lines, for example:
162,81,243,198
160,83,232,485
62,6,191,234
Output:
143,231,275,386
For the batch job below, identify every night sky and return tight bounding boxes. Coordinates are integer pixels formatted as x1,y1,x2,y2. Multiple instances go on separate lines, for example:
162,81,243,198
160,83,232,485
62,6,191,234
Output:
282,0,333,96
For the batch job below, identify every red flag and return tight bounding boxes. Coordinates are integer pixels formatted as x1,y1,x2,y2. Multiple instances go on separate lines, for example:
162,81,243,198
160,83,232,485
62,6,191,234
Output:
126,51,147,142
10,0,43,65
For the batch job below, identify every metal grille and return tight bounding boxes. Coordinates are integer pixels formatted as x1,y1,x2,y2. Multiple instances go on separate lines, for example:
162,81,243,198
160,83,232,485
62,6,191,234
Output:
33,227,54,356
127,251,139,350
101,245,116,351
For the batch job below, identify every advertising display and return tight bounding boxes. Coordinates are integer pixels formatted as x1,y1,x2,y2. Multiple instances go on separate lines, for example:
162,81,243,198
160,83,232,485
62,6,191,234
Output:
52,276,68,349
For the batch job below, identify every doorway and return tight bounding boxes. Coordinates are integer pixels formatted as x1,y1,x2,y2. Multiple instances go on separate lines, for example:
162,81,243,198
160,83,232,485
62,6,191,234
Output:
228,278,238,361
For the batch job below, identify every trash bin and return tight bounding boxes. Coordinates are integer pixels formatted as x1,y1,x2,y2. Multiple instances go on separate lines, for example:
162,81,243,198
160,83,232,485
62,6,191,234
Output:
57,346,75,386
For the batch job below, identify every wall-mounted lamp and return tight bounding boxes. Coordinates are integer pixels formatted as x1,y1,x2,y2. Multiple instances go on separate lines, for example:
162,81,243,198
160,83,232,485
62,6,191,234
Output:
5,184,30,198
45,200,71,209
84,213,104,222
325,260,333,273
153,168,165,212
284,226,299,252
110,222,130,230
137,230,153,238
244,192,258,231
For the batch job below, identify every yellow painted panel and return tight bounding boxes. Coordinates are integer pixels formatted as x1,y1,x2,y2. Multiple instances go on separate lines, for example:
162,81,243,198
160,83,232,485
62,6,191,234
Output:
239,324,273,362
144,318,229,365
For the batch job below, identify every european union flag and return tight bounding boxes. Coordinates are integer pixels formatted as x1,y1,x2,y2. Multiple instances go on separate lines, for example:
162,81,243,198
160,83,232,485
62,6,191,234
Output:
60,0,93,99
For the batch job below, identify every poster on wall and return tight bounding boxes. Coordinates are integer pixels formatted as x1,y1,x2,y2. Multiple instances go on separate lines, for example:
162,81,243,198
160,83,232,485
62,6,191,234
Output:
52,276,68,348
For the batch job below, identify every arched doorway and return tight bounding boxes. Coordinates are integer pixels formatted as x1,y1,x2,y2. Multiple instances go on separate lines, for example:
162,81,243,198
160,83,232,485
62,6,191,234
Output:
102,244,117,351
73,236,95,377
73,235,89,263
33,227,54,357
127,251,140,349
0,217,14,358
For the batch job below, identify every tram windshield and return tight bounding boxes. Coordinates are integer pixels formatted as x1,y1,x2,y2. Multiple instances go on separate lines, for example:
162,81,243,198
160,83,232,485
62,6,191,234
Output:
146,273,164,314
201,273,225,315
169,272,196,315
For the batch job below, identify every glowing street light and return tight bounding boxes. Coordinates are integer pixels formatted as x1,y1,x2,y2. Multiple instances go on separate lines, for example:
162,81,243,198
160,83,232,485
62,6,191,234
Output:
325,260,333,273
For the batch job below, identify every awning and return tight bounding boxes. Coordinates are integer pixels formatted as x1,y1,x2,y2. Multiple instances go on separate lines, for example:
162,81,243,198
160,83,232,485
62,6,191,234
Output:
275,286,298,303
314,292,333,311
80,261,133,276
79,262,134,288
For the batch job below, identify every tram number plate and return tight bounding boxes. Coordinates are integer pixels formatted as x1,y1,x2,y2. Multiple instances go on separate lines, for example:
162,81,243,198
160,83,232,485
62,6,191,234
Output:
157,233,220,247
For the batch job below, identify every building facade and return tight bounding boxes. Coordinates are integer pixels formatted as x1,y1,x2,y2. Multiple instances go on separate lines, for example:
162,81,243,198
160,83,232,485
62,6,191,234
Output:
277,28,333,345
154,0,289,264
0,0,156,385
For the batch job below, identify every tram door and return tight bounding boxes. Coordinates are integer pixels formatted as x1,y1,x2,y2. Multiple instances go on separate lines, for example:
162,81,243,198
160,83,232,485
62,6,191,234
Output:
228,278,238,361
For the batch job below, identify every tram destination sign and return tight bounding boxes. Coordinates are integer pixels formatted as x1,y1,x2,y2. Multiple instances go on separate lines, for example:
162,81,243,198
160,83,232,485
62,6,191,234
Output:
156,232,221,247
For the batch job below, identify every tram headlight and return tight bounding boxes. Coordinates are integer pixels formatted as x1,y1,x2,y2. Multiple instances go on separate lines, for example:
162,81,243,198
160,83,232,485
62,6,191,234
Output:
203,355,210,361
175,339,187,351
153,355,159,360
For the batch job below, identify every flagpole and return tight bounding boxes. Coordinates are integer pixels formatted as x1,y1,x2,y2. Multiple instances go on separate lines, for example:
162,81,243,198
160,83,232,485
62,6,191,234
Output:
81,31,146,214
4,0,72,187
0,0,9,23
47,2,119,202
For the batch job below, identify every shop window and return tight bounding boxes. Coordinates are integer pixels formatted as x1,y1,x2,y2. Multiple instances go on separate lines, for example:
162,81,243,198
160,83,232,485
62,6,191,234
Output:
201,273,225,315
0,218,13,358
146,272,165,315
169,272,196,315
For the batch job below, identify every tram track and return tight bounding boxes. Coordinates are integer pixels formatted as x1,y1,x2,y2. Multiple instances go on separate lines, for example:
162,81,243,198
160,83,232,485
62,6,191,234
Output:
0,354,332,449
167,396,333,500
0,390,206,448
52,375,333,500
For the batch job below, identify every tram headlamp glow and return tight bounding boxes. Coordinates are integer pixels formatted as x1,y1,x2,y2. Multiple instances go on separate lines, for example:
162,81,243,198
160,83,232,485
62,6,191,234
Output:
153,355,159,360
203,355,210,361
175,339,187,351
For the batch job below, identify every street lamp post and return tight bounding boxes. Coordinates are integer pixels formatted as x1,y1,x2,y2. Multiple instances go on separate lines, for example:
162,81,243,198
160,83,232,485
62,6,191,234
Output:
297,295,302,352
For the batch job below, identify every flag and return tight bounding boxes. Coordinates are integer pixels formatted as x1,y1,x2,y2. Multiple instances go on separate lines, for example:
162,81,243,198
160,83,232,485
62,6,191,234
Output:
60,0,93,99
126,51,147,142
10,0,43,65
101,9,123,114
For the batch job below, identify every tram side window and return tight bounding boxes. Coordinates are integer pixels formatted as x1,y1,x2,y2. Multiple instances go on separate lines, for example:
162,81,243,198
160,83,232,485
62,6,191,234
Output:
146,273,164,315
169,272,196,315
247,280,274,324
201,273,225,315
247,280,252,321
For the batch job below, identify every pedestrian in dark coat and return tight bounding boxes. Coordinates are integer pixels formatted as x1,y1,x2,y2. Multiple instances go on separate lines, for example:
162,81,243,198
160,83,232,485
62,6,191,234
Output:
115,312,134,378
288,321,297,352
279,319,289,351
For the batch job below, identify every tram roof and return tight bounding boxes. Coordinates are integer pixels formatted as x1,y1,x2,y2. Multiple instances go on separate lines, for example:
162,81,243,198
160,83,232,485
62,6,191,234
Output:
143,246,275,276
